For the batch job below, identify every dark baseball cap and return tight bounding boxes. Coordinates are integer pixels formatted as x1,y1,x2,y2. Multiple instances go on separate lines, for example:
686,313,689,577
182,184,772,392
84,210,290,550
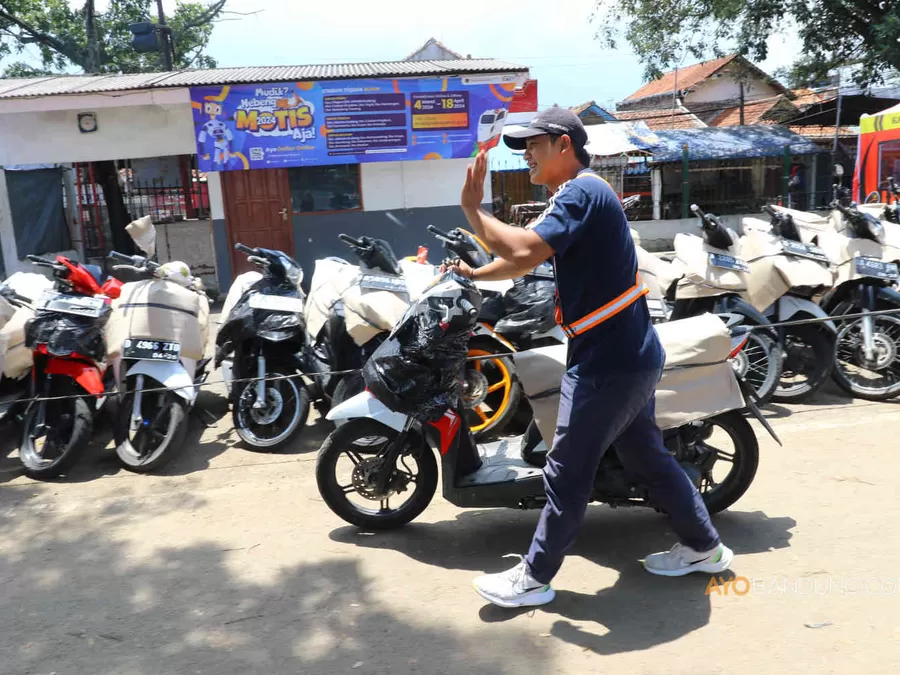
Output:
502,106,588,151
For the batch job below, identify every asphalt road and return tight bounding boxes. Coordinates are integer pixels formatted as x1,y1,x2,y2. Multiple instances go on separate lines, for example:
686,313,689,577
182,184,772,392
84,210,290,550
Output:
1,367,898,675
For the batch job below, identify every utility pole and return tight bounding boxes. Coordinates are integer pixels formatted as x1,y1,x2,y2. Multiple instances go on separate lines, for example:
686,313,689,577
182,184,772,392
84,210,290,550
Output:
84,0,101,73
156,0,174,71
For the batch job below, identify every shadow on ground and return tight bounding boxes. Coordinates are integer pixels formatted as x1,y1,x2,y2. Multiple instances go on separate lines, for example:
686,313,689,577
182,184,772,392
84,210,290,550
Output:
0,489,544,675
329,506,795,656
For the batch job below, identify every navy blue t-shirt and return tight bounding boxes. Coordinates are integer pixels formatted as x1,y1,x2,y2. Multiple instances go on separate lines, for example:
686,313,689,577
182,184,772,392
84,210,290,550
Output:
530,169,663,373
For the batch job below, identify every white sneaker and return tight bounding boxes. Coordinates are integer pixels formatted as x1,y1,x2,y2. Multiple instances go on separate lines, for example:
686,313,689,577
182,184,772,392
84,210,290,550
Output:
473,554,556,608
642,542,734,577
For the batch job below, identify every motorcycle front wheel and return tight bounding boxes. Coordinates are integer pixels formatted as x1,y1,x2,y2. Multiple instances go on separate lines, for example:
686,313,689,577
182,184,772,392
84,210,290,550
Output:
316,418,438,530
728,331,783,408
772,326,834,403
832,315,900,401
19,393,93,480
232,368,310,451
115,379,189,473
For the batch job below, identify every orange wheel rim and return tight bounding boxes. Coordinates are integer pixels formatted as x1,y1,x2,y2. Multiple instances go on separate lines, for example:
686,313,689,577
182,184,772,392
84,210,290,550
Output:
466,349,512,432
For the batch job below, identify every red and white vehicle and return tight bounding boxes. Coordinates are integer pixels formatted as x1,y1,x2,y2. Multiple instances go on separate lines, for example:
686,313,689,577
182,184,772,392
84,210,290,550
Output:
18,255,122,479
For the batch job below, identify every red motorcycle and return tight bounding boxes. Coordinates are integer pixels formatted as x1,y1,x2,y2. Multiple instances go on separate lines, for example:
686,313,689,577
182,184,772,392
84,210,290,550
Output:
18,255,121,479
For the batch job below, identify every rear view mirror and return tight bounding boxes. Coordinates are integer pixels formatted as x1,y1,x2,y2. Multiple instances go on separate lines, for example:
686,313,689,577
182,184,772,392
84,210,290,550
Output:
834,163,845,177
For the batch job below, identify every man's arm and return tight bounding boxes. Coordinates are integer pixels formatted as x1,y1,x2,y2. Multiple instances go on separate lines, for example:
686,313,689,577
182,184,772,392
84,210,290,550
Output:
471,257,536,281
461,151,554,269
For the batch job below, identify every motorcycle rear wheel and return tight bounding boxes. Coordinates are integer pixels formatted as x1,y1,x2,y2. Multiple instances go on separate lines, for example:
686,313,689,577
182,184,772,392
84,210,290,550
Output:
115,379,189,473
316,418,438,530
19,395,93,480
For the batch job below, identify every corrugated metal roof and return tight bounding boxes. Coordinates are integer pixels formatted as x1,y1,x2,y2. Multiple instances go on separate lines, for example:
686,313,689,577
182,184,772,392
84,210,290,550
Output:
650,126,825,163
0,59,527,99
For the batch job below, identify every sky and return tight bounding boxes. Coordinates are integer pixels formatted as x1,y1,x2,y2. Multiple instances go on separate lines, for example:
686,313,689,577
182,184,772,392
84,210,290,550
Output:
6,0,803,110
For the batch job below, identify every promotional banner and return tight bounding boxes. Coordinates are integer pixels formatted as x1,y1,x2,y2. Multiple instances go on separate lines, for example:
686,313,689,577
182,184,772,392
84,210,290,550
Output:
189,75,523,172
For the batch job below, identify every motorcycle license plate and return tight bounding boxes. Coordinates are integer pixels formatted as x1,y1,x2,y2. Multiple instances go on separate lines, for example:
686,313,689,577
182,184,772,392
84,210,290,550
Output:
247,293,305,313
781,239,829,263
358,273,408,293
36,290,105,318
708,253,749,273
122,339,181,362
854,257,899,280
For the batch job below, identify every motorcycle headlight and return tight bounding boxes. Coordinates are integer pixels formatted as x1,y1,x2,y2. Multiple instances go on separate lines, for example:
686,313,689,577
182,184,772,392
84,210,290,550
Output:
257,311,302,341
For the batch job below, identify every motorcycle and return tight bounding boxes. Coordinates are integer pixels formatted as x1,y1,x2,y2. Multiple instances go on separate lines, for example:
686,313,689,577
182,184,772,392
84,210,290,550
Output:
306,232,523,439
18,255,122,479
648,204,783,407
738,205,838,402
0,273,54,425
809,191,900,400
105,252,211,472
215,243,311,451
314,267,779,530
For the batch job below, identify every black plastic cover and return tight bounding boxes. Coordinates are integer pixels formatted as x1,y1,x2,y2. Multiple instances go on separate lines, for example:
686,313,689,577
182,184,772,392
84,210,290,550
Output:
25,303,112,362
362,270,482,420
493,277,557,337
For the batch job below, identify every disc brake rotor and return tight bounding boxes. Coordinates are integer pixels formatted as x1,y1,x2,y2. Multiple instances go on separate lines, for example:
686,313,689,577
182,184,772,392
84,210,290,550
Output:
248,387,284,425
463,369,490,408
861,333,897,370
351,456,405,500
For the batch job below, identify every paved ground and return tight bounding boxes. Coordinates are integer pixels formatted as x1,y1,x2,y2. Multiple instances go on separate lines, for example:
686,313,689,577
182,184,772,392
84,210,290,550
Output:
1,363,899,674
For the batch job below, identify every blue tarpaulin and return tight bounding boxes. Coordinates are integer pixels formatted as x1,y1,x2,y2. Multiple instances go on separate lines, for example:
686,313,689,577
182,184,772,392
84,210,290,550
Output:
650,126,826,163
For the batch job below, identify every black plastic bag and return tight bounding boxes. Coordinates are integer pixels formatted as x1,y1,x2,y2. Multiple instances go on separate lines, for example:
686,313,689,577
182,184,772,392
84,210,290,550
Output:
363,270,481,420
216,278,306,356
25,306,111,363
493,277,557,337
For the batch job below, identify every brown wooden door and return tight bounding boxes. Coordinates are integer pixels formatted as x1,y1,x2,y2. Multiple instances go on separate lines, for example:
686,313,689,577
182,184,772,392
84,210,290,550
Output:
221,168,294,277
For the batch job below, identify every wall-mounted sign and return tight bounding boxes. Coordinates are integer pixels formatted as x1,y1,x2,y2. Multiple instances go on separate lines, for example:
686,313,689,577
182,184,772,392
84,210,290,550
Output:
189,75,524,172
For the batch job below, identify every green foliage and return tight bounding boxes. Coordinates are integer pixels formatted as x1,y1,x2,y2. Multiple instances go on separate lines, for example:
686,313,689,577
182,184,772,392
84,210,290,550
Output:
594,0,900,87
0,0,225,75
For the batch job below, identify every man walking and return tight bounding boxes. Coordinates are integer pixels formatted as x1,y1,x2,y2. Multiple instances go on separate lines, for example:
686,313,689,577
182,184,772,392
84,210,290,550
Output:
450,108,733,608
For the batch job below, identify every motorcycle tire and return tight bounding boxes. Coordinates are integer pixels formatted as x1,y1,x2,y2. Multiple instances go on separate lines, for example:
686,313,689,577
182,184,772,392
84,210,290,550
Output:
465,346,522,441
329,372,366,427
316,418,438,530
831,314,900,401
114,384,189,473
771,326,834,403
232,368,310,451
19,396,93,480
730,330,783,409
696,411,760,515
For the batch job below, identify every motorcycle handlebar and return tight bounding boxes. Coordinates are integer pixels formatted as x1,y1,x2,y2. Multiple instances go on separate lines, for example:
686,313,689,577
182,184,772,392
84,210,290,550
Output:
248,255,269,267
108,251,133,264
338,233,365,248
427,224,456,242
234,243,259,256
762,204,778,217
26,254,57,267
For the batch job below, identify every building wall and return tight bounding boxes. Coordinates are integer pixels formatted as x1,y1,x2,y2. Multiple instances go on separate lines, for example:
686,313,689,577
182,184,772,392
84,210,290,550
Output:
155,219,219,295
0,103,196,166
686,71,780,106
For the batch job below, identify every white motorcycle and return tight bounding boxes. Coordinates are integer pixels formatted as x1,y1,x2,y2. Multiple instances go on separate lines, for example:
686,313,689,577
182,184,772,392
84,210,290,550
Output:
106,251,210,472
739,205,837,402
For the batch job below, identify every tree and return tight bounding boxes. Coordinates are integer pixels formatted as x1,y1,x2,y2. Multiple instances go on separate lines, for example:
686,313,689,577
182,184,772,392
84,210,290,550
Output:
593,0,900,87
0,0,227,255
0,0,226,76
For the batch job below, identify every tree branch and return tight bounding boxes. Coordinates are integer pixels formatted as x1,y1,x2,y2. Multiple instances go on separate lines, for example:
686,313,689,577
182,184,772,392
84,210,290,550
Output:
175,0,228,34
0,6,85,68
